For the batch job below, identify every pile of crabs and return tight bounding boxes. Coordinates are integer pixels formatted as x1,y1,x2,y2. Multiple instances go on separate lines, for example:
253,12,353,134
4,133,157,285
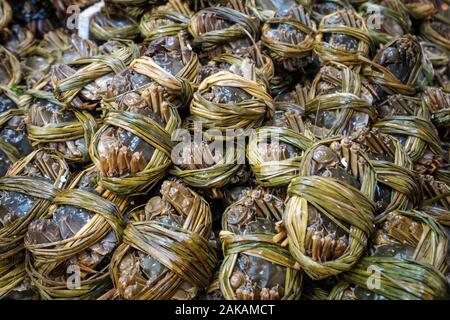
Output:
0,0,449,300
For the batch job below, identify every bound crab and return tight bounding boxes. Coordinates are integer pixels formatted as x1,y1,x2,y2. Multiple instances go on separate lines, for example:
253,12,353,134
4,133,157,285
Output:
247,126,313,186
0,86,33,176
51,39,139,109
110,179,217,300
90,83,180,195
26,81,98,162
171,129,248,198
362,35,434,103
274,176,375,280
314,8,372,66
305,62,376,137
261,4,316,72
25,165,127,300
371,209,447,271
0,149,70,299
219,186,303,299
130,32,199,107
188,7,260,58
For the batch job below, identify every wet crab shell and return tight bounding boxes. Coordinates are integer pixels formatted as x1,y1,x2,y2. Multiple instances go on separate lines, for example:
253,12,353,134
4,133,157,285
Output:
24,166,126,300
219,186,303,300
247,126,313,186
314,9,373,66
110,180,217,300
280,176,375,280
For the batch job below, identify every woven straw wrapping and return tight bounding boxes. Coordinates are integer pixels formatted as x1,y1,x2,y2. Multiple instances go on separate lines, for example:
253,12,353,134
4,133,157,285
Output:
261,16,315,63
90,12,140,41
51,39,140,107
342,256,448,300
140,11,191,42
188,7,260,53
305,62,376,136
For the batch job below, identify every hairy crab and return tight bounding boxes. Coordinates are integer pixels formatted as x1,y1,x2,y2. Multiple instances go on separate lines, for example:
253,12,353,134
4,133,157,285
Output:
219,186,302,299
111,180,217,300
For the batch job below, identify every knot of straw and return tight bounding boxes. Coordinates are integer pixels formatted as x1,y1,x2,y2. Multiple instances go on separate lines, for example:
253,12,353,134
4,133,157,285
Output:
284,175,375,280
188,7,260,52
314,9,373,65
190,71,274,132
90,107,179,195
247,126,314,187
